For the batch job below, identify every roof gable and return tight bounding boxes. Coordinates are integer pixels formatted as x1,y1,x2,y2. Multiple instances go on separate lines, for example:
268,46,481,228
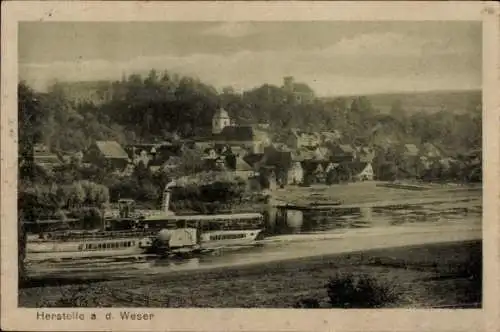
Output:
94,141,128,159
217,126,255,141
345,162,371,174
404,144,420,155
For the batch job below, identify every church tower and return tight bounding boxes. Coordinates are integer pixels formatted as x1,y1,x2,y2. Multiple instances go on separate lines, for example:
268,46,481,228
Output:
212,108,231,134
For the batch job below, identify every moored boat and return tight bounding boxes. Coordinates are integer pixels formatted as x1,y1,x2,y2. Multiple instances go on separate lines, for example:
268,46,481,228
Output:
151,212,265,252
24,180,266,261
25,226,158,263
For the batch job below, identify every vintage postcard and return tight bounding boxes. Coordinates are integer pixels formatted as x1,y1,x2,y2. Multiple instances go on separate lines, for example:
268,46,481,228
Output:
1,1,499,331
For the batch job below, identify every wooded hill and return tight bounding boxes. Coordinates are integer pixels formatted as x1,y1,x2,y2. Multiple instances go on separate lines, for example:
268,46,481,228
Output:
19,69,482,160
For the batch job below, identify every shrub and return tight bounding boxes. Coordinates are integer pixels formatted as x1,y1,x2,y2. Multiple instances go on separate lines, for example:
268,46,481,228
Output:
325,273,400,308
294,298,320,308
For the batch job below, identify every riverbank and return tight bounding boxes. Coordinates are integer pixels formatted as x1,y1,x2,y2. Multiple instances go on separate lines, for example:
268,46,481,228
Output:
272,181,481,207
20,239,481,308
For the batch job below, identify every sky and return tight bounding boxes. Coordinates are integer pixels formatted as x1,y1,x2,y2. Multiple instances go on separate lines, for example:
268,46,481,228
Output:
19,21,482,96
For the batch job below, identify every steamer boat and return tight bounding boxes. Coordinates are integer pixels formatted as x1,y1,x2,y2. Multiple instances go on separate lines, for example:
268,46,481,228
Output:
25,181,265,261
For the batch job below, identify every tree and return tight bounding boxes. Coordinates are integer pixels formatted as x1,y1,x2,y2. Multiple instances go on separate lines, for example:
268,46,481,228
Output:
18,82,44,181
177,148,205,176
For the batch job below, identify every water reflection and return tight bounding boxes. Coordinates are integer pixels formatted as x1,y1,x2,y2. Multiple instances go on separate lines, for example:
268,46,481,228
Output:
28,199,482,280
266,198,481,234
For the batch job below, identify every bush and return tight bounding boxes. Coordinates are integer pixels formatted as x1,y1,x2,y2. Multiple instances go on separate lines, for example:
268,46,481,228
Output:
294,298,320,308
325,273,400,308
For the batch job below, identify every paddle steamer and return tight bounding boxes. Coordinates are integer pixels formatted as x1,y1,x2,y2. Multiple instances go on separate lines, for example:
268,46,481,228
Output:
25,181,265,261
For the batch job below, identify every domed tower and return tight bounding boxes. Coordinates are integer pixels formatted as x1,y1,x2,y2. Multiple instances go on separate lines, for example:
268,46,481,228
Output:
212,108,231,134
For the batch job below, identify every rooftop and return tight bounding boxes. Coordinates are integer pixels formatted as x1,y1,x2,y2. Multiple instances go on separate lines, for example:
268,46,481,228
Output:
94,141,129,159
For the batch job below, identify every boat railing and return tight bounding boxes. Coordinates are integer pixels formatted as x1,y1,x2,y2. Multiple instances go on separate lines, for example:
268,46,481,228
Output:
31,229,159,241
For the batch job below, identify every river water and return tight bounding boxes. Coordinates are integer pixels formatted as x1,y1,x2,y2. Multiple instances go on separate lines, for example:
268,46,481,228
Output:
26,196,482,280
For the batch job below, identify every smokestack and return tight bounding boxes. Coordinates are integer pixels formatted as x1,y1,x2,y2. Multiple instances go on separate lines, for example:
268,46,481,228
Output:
162,188,171,213
162,180,176,214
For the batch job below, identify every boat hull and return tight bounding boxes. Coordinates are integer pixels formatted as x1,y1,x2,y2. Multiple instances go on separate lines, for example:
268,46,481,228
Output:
25,236,154,262
199,229,262,250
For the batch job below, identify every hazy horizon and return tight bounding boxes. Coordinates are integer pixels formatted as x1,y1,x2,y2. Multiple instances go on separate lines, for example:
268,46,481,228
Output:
19,21,482,96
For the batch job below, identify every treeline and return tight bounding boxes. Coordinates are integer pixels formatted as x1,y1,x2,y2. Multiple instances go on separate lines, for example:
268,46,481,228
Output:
19,69,481,157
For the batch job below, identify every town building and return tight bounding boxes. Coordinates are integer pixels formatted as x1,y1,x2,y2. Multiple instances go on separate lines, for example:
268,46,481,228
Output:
52,81,115,105
262,145,305,186
421,143,442,159
282,76,315,104
357,147,376,163
329,143,357,163
209,109,272,154
285,129,321,149
349,162,375,181
212,108,232,134
319,131,342,144
33,145,62,172
401,143,420,157
213,125,271,154
85,141,129,170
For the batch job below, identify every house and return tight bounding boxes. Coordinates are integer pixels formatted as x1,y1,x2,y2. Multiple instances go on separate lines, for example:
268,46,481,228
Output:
358,146,376,163
421,143,442,159
320,131,342,143
329,143,357,163
401,144,420,157
262,145,305,186
150,156,183,174
85,141,129,170
286,129,321,149
302,162,327,184
33,151,62,172
348,162,374,181
225,154,255,179
202,147,218,160
259,166,278,191
193,140,214,152
213,125,271,154
133,149,151,167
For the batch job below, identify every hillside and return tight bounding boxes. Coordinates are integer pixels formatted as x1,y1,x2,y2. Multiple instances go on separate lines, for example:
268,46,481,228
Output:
327,89,482,114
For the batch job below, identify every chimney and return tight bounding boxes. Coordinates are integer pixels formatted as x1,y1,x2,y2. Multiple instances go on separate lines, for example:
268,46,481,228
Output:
162,180,176,213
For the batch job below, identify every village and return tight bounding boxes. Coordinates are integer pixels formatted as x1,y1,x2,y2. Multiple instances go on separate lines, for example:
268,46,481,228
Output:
14,18,484,312
31,79,476,198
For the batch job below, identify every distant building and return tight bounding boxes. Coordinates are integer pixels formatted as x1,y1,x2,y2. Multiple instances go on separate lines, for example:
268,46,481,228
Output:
329,144,357,163
282,76,315,104
212,108,231,134
150,156,183,174
347,162,374,181
357,147,376,163
421,143,442,159
33,149,62,172
262,145,304,185
53,81,115,105
213,125,271,154
401,144,420,157
225,154,255,179
319,131,342,143
286,129,321,149
85,141,129,170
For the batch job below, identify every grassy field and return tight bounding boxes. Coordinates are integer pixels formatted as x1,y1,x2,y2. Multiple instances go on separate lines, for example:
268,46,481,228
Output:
20,240,481,308
272,181,481,206
333,89,481,114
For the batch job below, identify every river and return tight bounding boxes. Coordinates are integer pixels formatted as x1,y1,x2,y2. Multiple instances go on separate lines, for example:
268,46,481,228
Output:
25,195,482,281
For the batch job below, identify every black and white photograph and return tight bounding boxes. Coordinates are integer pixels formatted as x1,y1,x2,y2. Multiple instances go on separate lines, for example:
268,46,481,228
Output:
2,1,499,332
